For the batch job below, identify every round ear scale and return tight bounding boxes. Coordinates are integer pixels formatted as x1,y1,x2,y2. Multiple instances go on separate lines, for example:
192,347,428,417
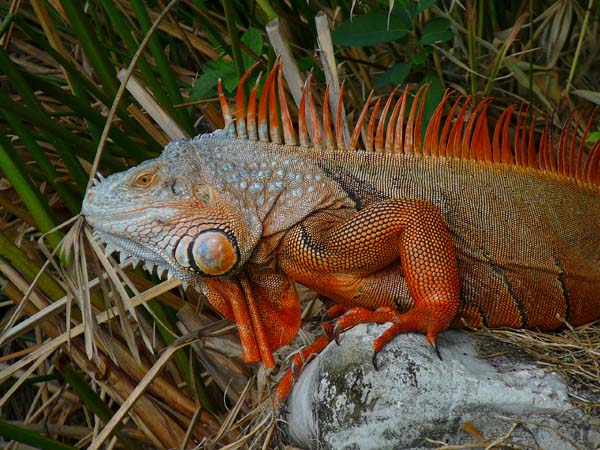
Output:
174,229,240,277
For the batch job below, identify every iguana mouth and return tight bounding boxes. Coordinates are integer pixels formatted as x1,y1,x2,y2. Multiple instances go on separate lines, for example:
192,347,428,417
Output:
93,230,166,270
93,230,199,289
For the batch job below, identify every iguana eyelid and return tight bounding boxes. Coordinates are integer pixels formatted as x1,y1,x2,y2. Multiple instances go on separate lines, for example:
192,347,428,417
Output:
132,171,158,188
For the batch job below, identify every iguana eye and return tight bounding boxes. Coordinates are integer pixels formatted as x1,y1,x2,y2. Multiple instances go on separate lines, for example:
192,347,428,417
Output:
133,172,157,188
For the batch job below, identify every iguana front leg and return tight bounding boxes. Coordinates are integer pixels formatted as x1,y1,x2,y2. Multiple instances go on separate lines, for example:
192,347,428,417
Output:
278,198,461,354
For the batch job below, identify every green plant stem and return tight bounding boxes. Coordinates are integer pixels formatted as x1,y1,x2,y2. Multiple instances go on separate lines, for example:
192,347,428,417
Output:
466,0,477,97
222,0,246,89
0,48,89,191
129,0,194,135
256,0,278,20
2,110,81,214
14,14,157,148
424,9,444,88
0,232,65,300
59,0,119,98
477,0,484,42
0,420,77,450
564,0,595,96
86,0,183,190
100,0,178,126
0,136,62,249
0,90,121,174
61,365,143,449
529,0,533,103
20,72,155,160
0,12,13,37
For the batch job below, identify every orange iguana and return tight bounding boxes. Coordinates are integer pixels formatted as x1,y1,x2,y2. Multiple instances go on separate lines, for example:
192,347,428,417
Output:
82,63,600,403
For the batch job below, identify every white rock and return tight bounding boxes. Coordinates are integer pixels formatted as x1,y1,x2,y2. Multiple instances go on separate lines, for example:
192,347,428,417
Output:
285,325,599,450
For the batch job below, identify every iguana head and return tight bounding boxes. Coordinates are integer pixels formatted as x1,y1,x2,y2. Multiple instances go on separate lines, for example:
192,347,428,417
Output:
81,129,347,366
81,63,360,367
82,136,263,287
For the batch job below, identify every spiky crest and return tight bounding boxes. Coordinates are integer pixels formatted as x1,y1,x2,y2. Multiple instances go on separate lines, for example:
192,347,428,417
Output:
217,64,600,190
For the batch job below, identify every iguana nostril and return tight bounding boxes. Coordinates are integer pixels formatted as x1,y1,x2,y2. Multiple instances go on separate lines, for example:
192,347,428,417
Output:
81,191,96,216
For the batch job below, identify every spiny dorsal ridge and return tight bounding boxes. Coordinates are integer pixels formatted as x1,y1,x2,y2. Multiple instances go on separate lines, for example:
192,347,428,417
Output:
216,64,600,189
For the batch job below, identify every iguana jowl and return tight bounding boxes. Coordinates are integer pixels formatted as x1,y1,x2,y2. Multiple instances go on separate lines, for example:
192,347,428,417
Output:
83,64,600,400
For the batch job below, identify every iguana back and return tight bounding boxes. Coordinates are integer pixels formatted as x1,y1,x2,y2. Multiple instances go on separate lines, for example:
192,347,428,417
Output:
314,149,600,329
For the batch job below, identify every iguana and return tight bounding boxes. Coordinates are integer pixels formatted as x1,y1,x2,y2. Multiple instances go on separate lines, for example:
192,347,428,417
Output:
82,63,600,403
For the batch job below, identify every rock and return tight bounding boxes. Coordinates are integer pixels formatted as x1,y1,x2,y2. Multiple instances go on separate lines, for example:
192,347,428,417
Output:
284,325,599,450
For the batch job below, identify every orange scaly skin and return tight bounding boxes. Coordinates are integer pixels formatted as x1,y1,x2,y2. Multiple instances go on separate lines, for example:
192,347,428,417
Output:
82,64,600,406
278,199,460,346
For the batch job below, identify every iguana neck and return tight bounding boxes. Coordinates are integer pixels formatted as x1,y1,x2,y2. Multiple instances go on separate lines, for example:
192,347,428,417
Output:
192,131,355,237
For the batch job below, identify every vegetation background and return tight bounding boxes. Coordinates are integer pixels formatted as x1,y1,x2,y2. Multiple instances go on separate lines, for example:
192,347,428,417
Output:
0,0,598,448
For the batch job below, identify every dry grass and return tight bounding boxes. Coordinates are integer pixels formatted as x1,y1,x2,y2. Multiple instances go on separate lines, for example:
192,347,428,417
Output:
478,321,600,413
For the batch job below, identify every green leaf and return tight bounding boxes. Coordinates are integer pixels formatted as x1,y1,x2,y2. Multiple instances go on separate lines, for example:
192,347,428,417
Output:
0,13,14,38
419,74,444,137
0,134,62,248
419,17,453,45
415,0,439,14
587,130,600,144
376,62,412,88
333,14,409,47
411,47,433,65
241,27,263,69
190,59,237,101
572,89,600,105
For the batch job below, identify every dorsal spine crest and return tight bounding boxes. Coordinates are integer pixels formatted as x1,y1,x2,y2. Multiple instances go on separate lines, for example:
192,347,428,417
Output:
217,64,600,190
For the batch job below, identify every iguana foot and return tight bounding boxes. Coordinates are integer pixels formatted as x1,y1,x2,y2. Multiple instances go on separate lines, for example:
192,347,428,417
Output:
333,306,447,366
274,305,354,407
274,302,448,406
274,322,334,408
308,303,349,325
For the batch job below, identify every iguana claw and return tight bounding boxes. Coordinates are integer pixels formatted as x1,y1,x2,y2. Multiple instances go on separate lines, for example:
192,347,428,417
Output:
322,322,334,341
431,340,443,361
333,323,342,345
372,351,380,370
273,395,288,414
290,360,299,382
